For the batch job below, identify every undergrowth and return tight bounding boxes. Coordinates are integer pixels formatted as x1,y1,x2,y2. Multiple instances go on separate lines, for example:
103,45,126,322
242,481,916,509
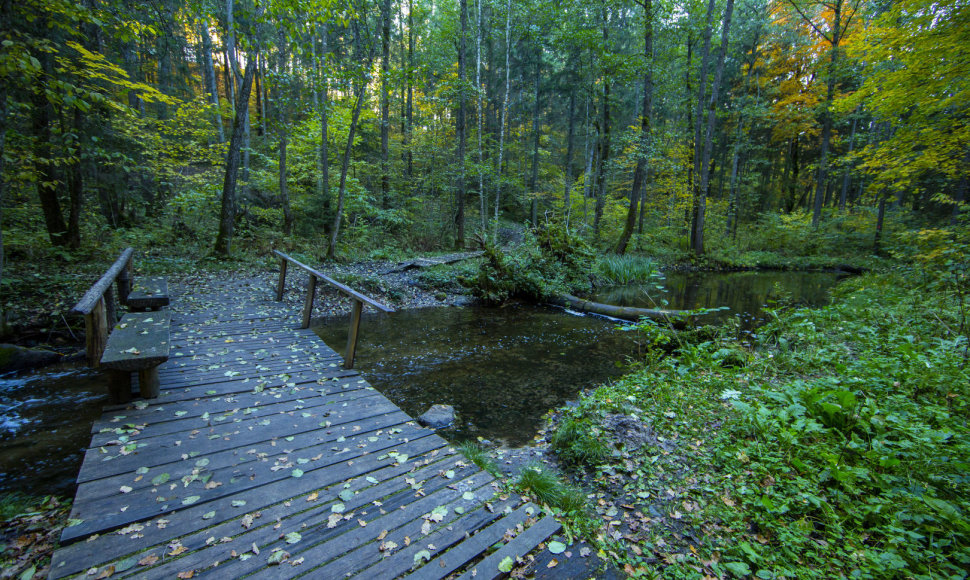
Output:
548,260,970,578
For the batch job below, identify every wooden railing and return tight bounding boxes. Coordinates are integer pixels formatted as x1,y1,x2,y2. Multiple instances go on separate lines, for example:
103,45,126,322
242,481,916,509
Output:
71,248,134,367
273,250,394,369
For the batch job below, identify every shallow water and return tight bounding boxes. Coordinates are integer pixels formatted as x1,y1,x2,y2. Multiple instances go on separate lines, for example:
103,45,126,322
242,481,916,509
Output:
595,270,847,327
0,362,106,496
315,270,846,446
315,304,636,447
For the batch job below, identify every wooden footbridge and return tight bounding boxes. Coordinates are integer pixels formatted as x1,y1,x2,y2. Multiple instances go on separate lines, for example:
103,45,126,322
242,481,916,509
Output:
49,251,561,579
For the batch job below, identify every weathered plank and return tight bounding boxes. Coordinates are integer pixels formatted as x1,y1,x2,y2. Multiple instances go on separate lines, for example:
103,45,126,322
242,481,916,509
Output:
126,277,170,311
50,276,562,580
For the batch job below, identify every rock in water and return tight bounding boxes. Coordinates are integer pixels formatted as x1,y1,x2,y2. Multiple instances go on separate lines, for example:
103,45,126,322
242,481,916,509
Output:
418,404,456,429
0,344,62,373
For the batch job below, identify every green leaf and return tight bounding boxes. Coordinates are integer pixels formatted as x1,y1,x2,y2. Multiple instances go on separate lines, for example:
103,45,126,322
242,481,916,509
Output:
548,541,567,554
135,466,149,475
231,500,247,507
498,556,514,572
151,473,170,486
724,562,752,577
291,469,304,478
182,495,201,505
331,503,346,513
203,511,216,520
19,565,36,580
284,532,302,544
339,490,354,501
114,557,136,573
413,549,432,566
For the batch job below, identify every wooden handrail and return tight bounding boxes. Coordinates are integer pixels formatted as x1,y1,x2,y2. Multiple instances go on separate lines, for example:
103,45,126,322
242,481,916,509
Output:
72,248,135,367
273,250,394,369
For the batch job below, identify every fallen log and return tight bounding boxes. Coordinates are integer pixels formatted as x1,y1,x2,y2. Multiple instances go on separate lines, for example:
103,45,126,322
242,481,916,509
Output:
381,251,484,274
549,294,703,328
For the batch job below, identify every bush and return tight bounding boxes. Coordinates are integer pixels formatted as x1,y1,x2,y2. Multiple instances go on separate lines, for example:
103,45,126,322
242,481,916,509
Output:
459,223,595,304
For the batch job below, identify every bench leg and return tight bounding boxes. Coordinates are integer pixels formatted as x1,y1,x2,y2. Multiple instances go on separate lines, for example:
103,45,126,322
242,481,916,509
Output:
139,366,161,399
108,371,132,404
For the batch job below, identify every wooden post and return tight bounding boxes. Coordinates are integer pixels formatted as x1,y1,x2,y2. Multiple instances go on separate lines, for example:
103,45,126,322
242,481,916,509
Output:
117,259,131,305
85,297,109,367
301,275,317,329
138,367,161,399
107,370,132,404
276,258,288,301
105,285,117,326
345,298,363,369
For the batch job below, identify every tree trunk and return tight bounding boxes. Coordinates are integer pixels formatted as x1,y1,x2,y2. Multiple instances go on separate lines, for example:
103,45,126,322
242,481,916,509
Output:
320,23,330,216
455,0,468,248
380,0,391,210
476,0,487,231
528,41,541,226
691,0,734,255
811,0,842,228
405,0,414,179
592,76,611,238
563,89,576,224
32,85,68,246
328,82,369,260
725,118,744,235
615,0,653,255
493,0,513,238
874,194,887,253
214,56,257,256
688,0,717,254
199,20,225,143
66,106,83,249
279,125,292,235
839,111,858,211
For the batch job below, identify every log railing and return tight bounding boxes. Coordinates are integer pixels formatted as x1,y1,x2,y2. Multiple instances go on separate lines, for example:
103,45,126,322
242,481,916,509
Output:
71,248,135,367
273,250,394,369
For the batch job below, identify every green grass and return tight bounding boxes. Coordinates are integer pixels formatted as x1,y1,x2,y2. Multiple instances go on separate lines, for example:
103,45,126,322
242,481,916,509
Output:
595,254,663,285
550,416,610,468
456,442,500,476
515,465,587,515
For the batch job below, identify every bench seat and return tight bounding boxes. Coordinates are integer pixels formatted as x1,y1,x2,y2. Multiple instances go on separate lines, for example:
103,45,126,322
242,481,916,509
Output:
125,277,169,312
100,312,171,402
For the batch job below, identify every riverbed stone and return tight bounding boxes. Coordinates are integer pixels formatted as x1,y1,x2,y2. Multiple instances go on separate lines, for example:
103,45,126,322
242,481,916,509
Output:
0,343,62,373
417,404,456,429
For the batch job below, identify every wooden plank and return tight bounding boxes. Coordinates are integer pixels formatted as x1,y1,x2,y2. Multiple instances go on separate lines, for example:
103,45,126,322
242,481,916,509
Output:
455,515,562,580
100,312,171,372
51,441,458,579
408,504,540,580
126,277,170,311
78,394,400,484
72,248,134,315
62,426,442,544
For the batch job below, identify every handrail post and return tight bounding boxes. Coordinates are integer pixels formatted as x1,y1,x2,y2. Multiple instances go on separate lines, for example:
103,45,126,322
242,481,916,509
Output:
345,298,363,369
276,257,288,301
117,257,131,305
85,297,109,367
301,275,317,329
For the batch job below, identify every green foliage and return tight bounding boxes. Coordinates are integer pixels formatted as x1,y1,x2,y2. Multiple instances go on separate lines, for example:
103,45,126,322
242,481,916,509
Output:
515,466,587,515
459,224,594,304
549,265,970,578
550,416,610,468
595,254,663,285
456,442,500,476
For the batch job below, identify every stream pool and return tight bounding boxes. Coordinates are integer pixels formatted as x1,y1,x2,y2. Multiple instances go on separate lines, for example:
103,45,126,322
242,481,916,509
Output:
315,270,847,447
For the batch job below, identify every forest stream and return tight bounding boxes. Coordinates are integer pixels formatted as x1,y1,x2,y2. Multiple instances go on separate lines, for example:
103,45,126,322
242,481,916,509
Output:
0,270,845,497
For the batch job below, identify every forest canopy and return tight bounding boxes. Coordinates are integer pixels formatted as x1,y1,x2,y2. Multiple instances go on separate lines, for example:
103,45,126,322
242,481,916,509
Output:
0,0,967,265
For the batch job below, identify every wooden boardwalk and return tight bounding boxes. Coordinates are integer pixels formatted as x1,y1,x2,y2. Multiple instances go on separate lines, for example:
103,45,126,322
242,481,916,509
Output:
49,278,560,579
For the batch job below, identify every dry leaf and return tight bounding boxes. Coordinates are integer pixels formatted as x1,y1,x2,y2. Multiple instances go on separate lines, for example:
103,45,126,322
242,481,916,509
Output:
137,554,159,566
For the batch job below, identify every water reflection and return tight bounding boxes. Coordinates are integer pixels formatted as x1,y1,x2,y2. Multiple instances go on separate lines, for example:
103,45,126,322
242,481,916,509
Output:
595,270,846,327
315,305,635,447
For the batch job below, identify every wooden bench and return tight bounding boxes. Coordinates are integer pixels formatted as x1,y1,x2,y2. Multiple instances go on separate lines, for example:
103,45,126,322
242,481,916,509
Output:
125,277,170,312
99,312,171,403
